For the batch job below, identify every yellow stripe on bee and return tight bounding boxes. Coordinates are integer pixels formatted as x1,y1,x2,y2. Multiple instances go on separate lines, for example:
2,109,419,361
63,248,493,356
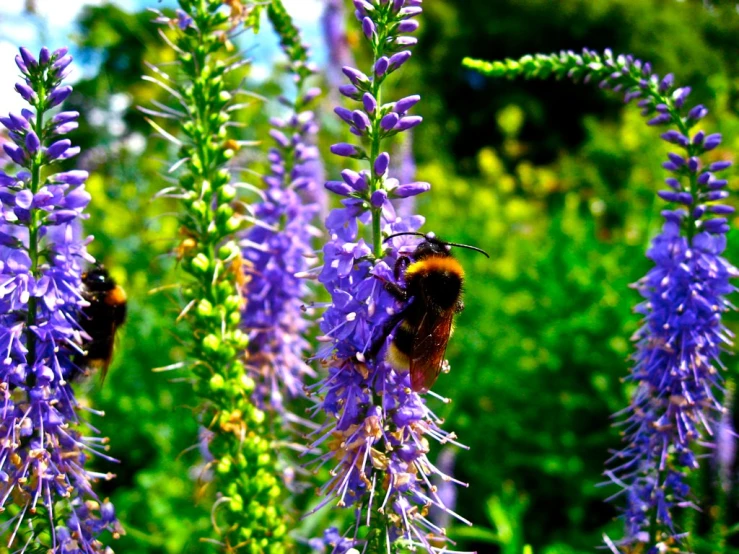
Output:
105,286,127,306
405,256,464,279
386,342,410,369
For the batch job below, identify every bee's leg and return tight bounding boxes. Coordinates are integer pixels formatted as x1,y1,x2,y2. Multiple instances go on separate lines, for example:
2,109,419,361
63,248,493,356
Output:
384,282,408,302
394,256,411,281
455,300,465,313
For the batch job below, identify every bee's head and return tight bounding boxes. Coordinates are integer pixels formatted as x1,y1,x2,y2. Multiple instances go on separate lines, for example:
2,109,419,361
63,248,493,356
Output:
385,232,489,260
82,266,116,292
412,233,452,260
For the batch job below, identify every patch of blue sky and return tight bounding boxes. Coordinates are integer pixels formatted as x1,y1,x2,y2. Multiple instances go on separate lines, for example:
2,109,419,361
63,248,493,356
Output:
0,0,326,112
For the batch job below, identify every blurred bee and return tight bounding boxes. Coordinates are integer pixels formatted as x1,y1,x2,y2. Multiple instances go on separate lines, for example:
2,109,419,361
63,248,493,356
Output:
78,267,127,383
377,232,489,393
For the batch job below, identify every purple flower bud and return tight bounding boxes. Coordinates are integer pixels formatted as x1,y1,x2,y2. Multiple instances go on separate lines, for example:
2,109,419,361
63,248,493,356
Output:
339,84,361,99
687,157,700,173
270,130,291,148
53,122,78,135
352,110,371,131
647,113,671,126
660,131,688,147
395,116,423,132
14,55,27,74
50,170,88,185
395,95,421,114
702,217,729,233
394,182,431,198
25,131,40,155
374,57,389,77
398,20,420,33
687,105,708,121
48,86,73,108
381,113,400,131
331,143,363,158
665,178,681,190
326,181,355,196
19,47,37,69
363,93,377,115
3,144,26,165
362,17,376,39
302,87,321,104
709,161,732,172
392,0,404,11
39,47,50,65
659,73,674,92
45,139,72,161
342,66,369,87
395,36,418,47
667,153,685,167
374,152,390,176
705,191,729,201
389,51,412,71
334,107,353,124
46,209,78,225
704,133,722,151
15,83,36,103
400,6,423,17
693,131,705,146
341,169,364,191
708,205,735,215
52,111,79,125
15,189,33,209
370,189,388,208
672,87,691,108
51,55,73,75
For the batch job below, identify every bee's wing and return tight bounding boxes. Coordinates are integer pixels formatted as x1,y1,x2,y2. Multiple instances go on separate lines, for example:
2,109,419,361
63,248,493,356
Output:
409,310,454,393
98,317,125,384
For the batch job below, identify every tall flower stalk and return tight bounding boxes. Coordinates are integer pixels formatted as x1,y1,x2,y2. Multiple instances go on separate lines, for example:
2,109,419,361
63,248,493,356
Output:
0,46,121,552
241,0,322,419
464,51,736,551
146,3,288,551
309,1,473,551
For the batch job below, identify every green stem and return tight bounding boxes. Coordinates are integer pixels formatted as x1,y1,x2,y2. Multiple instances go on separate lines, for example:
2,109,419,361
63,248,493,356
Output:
26,107,44,369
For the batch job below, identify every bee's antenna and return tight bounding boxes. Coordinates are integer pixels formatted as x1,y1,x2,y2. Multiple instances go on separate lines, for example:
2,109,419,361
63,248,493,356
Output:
384,232,490,258
384,232,427,242
444,242,490,258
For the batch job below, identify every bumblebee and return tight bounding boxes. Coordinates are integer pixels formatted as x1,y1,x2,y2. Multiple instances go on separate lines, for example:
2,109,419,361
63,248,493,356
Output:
78,267,127,382
378,233,489,393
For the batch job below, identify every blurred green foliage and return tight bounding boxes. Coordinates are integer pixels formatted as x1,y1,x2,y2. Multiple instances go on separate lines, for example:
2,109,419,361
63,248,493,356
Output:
8,0,737,552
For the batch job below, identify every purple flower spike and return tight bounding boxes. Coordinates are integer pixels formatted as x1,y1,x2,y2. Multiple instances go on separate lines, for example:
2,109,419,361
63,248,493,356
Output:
0,45,121,551
243,5,325,428
314,1,471,551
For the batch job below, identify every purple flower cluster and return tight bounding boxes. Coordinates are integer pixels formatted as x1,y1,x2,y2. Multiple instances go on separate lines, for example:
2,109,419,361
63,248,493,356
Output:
308,1,471,551
241,56,322,415
0,47,120,552
584,51,737,549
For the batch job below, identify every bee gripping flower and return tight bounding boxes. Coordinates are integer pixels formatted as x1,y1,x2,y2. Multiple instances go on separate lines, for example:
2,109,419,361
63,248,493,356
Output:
309,1,474,552
0,46,121,552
